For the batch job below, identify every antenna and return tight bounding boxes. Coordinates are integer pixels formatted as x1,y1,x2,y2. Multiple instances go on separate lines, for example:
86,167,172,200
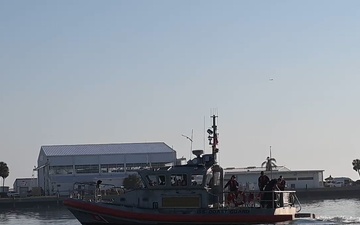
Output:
207,114,219,164
181,129,193,160
210,108,218,117
270,146,272,179
203,116,206,151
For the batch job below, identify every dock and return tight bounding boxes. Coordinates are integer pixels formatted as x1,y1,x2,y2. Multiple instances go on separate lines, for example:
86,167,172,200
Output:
0,196,65,209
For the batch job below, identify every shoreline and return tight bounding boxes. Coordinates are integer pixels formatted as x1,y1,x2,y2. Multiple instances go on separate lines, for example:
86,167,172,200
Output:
0,186,359,209
296,185,360,200
0,196,65,209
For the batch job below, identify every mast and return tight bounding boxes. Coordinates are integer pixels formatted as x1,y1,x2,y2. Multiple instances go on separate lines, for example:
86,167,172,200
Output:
208,114,223,206
207,115,219,165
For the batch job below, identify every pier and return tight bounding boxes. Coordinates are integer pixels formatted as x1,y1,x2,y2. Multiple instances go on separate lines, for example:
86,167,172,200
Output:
0,196,65,209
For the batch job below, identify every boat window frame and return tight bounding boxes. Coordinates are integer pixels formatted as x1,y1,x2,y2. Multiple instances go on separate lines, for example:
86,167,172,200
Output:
170,174,188,187
145,174,167,188
190,174,204,186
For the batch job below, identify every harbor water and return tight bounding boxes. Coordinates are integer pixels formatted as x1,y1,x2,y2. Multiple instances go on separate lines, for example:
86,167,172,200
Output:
1,198,360,225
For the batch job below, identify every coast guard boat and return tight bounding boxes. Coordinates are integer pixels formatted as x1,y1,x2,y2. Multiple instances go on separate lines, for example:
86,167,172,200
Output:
64,115,315,224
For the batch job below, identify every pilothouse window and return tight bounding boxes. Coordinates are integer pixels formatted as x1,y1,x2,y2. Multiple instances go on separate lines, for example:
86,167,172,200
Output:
171,174,187,186
158,175,166,185
213,171,221,186
191,175,203,186
206,173,213,187
205,171,220,187
146,174,166,186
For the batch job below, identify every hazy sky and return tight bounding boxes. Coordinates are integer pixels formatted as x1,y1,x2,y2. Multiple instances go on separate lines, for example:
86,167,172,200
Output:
1,1,360,186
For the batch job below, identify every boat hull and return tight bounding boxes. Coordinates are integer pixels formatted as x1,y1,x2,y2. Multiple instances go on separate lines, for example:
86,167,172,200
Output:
64,198,297,225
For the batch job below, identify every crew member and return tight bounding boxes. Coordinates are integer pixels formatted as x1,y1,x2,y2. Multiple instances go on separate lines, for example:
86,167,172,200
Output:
277,176,286,191
258,171,270,191
224,175,239,193
224,175,239,205
277,176,286,207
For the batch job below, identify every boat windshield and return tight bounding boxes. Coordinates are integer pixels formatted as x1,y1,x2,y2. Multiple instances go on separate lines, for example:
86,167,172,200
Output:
205,167,222,188
213,170,221,186
205,170,213,187
146,174,166,186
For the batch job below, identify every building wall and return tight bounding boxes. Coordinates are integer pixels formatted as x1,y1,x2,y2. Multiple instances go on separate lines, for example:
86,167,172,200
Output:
326,177,353,187
13,178,38,195
224,170,324,190
37,150,176,196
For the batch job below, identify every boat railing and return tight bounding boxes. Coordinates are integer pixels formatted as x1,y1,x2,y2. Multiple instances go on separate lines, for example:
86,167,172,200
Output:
221,190,300,209
277,191,301,212
70,182,124,202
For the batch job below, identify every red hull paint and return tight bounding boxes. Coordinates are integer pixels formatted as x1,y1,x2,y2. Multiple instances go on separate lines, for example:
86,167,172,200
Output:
64,198,293,224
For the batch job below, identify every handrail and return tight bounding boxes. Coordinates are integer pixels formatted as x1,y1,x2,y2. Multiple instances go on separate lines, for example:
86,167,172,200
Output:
221,189,301,210
291,192,302,212
70,183,124,202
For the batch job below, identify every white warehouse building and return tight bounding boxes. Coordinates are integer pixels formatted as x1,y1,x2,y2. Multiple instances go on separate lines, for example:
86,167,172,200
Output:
224,166,324,190
36,142,176,196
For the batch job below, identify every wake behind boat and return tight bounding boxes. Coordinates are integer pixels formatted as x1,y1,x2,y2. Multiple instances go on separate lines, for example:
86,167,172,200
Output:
64,115,315,224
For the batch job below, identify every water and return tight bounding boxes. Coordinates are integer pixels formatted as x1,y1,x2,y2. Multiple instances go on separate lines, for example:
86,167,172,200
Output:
298,198,360,224
1,198,360,225
0,206,80,225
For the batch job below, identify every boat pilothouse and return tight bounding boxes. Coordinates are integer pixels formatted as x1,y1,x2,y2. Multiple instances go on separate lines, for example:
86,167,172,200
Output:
64,115,315,225
122,115,224,209
136,153,224,209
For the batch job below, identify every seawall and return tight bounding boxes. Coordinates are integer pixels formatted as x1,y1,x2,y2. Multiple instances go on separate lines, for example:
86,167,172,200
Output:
0,196,65,209
296,185,360,200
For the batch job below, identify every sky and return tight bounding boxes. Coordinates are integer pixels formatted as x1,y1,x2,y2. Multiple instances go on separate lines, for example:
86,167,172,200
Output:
1,0,360,187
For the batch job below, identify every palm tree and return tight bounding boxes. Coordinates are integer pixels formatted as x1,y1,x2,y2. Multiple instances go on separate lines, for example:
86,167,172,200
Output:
352,159,360,177
0,162,9,192
261,156,277,171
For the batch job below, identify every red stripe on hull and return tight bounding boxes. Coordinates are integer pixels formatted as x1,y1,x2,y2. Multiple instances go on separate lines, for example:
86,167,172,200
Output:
64,198,293,224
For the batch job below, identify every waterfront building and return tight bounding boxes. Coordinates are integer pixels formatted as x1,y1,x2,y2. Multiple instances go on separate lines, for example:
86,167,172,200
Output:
224,166,324,190
324,176,353,187
35,142,176,196
13,178,38,197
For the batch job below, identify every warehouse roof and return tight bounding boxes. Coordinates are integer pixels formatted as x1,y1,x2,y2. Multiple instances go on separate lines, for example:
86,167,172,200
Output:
224,166,291,173
223,166,323,174
41,142,175,156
